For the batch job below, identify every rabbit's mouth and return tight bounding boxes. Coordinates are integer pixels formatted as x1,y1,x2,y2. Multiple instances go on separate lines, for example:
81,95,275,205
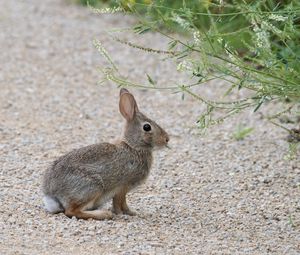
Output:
152,142,170,150
165,144,171,149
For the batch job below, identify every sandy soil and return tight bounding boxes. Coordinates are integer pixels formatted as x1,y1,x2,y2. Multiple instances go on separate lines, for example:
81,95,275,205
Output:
0,0,299,254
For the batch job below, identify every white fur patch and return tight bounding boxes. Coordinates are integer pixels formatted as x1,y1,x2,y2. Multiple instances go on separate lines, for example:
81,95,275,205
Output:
43,195,63,213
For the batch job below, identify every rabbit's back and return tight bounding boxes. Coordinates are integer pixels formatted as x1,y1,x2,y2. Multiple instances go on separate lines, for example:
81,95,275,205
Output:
42,143,116,194
42,142,152,203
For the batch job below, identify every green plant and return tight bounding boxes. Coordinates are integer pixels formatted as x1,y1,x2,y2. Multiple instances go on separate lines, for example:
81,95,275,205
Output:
284,142,299,160
288,214,296,228
88,1,300,139
75,0,107,6
232,125,254,140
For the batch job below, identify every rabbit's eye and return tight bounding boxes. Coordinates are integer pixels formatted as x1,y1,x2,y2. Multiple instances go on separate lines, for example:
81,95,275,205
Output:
143,123,151,132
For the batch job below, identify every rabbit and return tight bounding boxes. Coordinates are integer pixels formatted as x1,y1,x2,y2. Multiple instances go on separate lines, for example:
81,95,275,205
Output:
42,88,169,220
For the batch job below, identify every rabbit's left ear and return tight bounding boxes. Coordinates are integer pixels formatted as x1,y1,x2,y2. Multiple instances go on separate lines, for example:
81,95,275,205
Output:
119,89,139,121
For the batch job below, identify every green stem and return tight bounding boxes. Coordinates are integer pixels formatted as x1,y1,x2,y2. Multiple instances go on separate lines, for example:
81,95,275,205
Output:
149,28,298,87
134,3,300,17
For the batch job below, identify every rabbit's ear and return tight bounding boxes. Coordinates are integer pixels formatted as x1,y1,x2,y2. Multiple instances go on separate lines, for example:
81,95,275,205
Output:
119,89,139,121
120,88,130,96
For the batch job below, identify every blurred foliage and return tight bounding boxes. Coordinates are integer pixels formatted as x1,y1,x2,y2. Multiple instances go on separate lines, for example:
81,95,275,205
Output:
81,0,300,74
232,125,254,140
80,0,300,140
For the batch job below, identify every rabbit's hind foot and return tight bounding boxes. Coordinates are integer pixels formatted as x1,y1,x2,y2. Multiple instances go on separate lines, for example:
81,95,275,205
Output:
65,207,113,220
64,197,113,220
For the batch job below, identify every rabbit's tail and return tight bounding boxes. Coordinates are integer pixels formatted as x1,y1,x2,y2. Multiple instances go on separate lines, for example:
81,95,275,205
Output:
43,195,64,213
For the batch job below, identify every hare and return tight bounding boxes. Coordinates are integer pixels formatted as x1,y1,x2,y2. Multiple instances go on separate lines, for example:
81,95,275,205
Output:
42,88,169,220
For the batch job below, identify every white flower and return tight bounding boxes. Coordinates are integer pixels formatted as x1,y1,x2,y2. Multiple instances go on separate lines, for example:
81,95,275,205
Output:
253,25,270,50
177,61,192,71
193,30,201,45
90,6,123,14
172,15,190,30
262,21,283,36
268,14,287,22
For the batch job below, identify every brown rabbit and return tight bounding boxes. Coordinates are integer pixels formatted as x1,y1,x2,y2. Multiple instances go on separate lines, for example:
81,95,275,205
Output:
42,88,169,220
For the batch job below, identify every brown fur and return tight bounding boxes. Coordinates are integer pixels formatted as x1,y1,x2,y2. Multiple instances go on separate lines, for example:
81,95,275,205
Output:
65,202,112,220
112,185,136,215
42,88,169,220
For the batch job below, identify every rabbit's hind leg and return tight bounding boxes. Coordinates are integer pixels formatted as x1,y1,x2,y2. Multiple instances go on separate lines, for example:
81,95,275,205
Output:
64,193,112,220
65,208,112,220
112,186,136,216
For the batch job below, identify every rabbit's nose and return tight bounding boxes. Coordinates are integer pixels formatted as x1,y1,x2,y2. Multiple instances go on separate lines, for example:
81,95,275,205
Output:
165,136,169,143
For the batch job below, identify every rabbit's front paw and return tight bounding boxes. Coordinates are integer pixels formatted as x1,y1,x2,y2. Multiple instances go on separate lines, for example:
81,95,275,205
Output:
122,208,137,216
112,207,136,216
112,207,123,215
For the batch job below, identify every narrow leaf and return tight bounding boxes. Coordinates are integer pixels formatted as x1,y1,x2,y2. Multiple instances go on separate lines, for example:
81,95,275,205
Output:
146,73,156,86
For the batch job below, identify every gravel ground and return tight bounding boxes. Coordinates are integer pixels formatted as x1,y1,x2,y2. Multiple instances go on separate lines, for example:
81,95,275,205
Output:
0,0,299,254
